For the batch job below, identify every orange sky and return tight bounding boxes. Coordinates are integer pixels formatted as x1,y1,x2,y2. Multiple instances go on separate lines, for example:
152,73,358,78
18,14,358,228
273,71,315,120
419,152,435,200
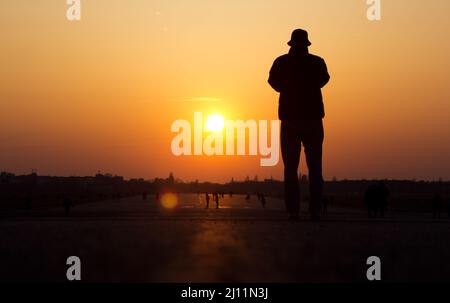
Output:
1,0,450,182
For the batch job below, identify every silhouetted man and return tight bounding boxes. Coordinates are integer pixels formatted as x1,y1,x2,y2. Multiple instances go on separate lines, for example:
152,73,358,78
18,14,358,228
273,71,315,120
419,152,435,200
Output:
269,29,330,220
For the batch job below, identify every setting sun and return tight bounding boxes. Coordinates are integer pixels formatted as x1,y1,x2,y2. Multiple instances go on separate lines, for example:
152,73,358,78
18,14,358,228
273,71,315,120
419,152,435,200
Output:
205,114,225,132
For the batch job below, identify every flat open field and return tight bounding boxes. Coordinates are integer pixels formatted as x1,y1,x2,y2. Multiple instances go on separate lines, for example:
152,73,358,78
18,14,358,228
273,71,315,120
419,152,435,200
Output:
1,194,450,282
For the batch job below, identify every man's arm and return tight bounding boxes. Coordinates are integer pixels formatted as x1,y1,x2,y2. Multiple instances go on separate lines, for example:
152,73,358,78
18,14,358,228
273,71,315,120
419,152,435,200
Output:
268,58,284,93
317,58,330,88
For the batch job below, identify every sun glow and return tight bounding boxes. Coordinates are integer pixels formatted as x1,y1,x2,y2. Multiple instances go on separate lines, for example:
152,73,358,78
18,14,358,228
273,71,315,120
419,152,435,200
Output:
205,114,225,132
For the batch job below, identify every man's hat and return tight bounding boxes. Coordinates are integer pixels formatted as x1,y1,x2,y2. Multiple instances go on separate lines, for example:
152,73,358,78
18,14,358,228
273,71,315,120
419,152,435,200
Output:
287,29,311,47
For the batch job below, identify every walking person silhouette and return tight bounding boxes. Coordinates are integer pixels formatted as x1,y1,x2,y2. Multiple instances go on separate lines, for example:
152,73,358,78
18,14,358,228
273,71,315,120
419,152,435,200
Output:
269,29,330,220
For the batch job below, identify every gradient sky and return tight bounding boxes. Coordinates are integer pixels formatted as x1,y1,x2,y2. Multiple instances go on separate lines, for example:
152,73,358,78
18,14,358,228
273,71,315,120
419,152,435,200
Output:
1,0,450,182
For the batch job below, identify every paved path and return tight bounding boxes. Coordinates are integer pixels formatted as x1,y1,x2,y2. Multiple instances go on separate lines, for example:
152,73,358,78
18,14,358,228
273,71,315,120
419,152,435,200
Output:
1,194,450,282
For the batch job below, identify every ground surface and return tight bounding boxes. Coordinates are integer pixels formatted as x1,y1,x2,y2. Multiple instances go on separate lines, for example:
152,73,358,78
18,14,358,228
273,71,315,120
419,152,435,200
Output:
1,194,450,282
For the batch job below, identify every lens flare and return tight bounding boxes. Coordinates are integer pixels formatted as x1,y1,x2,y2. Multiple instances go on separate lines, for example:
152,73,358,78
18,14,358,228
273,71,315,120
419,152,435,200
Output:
160,193,178,209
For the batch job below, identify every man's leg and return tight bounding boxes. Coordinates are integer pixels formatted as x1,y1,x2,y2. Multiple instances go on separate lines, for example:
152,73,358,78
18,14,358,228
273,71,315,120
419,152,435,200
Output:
281,122,301,216
303,121,324,218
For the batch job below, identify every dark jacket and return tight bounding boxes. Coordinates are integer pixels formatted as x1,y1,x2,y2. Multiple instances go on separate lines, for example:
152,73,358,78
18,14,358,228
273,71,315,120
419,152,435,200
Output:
269,49,330,120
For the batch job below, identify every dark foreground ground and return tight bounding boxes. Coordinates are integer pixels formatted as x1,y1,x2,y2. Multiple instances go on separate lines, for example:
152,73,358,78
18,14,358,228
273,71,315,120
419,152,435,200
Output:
1,194,450,282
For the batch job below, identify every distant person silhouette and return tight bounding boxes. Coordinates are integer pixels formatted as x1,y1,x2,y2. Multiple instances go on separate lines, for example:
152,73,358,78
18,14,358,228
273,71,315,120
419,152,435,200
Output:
63,196,73,216
142,191,147,200
432,193,443,219
214,193,220,209
205,193,210,209
364,184,378,218
364,181,389,218
269,29,330,220
260,194,266,209
245,194,251,201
